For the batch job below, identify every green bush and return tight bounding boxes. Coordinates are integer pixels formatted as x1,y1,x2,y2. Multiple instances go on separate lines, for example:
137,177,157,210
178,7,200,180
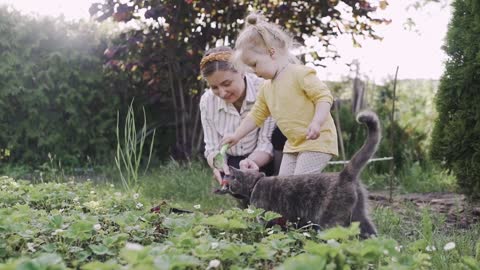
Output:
0,7,122,166
430,0,480,199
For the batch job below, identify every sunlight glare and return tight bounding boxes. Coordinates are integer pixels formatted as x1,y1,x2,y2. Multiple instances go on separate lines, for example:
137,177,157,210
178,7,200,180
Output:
0,0,97,20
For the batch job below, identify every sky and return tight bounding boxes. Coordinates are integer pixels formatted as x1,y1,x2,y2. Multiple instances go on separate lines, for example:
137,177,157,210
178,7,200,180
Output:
0,0,452,82
315,0,452,82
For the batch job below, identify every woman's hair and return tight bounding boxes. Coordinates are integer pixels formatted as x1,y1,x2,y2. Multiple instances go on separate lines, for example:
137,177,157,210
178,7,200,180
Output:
200,46,237,78
233,12,299,70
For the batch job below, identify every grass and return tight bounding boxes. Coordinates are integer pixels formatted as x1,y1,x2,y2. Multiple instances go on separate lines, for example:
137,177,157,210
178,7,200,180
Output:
138,160,237,212
373,204,480,270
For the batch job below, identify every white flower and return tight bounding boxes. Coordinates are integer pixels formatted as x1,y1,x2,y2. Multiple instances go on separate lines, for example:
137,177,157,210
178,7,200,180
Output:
327,239,340,247
426,245,437,252
87,178,92,182
219,232,226,235
27,242,36,252
395,245,403,252
383,249,389,255
211,242,219,249
93,224,102,231
73,197,79,202
110,184,114,188
136,202,143,209
125,242,144,251
193,204,201,209
246,209,255,214
114,192,122,197
207,259,221,269
52,229,65,236
90,190,95,194
303,232,311,238
443,242,456,251
133,193,140,200
268,230,274,235
84,200,100,209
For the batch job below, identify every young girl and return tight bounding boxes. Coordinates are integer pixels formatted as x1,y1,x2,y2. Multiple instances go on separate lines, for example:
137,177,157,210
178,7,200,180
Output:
222,13,338,176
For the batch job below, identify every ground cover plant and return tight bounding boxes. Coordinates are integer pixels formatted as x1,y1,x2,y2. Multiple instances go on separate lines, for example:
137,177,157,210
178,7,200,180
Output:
1,164,479,270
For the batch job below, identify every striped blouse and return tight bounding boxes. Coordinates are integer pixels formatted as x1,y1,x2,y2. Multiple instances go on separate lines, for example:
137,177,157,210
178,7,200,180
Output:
199,73,275,162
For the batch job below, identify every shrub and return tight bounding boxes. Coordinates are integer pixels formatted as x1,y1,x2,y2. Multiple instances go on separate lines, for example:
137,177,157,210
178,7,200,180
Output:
430,0,480,199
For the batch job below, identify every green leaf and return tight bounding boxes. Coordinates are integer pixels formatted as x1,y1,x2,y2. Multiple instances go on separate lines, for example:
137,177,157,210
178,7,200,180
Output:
317,222,360,241
89,244,113,255
66,220,95,241
263,211,282,221
278,254,327,270
251,243,276,261
81,261,121,270
202,215,247,230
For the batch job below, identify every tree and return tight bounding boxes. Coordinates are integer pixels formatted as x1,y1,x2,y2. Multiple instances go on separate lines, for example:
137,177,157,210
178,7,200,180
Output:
430,0,480,199
90,0,390,159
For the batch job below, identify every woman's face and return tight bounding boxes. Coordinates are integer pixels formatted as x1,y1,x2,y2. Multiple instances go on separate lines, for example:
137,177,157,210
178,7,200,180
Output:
205,70,245,104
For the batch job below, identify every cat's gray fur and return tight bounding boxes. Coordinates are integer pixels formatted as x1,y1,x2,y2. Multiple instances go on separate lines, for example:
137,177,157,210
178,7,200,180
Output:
226,110,380,238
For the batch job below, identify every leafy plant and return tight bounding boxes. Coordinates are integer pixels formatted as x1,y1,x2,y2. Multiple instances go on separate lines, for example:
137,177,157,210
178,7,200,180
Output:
115,100,156,191
1,172,480,269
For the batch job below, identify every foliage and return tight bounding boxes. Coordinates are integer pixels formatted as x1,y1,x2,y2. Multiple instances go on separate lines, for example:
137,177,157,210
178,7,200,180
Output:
0,175,479,269
89,0,391,159
330,79,437,172
430,0,480,199
326,78,456,192
0,7,121,166
115,100,156,191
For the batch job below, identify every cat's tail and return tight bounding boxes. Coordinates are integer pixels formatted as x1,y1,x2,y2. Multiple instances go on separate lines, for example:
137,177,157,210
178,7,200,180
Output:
340,110,381,181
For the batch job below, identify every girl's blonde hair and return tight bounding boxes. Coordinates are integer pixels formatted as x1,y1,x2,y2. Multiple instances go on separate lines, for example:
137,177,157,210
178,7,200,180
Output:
233,12,299,71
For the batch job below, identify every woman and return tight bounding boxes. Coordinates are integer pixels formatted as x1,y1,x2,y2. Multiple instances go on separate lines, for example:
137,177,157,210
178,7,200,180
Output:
199,46,285,184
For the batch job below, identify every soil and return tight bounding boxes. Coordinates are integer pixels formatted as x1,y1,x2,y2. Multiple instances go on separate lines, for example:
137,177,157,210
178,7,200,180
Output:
369,191,480,229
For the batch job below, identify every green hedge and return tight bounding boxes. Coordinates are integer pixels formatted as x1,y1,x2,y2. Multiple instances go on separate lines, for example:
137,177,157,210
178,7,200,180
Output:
430,0,480,199
0,7,123,166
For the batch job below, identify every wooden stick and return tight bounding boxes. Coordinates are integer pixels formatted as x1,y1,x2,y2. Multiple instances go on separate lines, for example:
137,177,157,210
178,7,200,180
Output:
333,100,347,166
389,66,399,203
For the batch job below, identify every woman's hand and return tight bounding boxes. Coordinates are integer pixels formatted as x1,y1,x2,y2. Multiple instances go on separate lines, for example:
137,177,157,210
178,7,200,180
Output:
212,164,230,185
239,158,259,171
212,168,223,185
306,120,321,140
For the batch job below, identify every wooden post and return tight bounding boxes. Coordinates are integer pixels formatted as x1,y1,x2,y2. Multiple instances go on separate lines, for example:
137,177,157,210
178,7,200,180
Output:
334,100,346,165
389,66,399,203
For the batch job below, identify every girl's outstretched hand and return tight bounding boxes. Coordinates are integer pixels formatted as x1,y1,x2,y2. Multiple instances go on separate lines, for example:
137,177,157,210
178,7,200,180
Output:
306,121,321,140
221,134,240,147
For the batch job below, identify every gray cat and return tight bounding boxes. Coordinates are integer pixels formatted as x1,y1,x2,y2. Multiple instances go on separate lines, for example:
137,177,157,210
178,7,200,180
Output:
223,110,380,238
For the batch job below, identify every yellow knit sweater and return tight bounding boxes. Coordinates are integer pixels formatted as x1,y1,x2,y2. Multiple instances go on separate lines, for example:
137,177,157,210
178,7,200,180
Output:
249,64,338,155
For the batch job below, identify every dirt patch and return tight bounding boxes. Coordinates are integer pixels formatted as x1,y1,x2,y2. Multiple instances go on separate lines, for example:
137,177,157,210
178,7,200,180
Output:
369,191,480,229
